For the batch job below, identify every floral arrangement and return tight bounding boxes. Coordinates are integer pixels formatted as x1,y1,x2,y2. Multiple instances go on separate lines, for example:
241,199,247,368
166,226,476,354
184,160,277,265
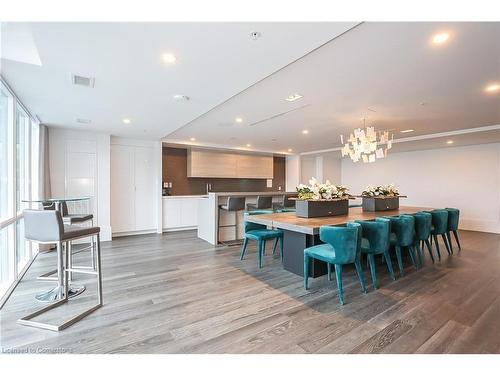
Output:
296,177,349,200
361,184,399,197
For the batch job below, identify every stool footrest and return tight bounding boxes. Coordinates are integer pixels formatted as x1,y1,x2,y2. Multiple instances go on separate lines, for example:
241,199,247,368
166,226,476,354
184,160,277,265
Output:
66,267,98,276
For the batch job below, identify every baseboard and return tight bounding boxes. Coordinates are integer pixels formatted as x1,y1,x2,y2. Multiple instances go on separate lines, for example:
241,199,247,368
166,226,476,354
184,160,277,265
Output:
459,218,500,234
163,226,197,232
112,228,158,238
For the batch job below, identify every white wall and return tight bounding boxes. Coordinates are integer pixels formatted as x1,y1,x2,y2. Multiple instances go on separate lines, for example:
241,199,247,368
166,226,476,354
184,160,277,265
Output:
285,155,301,192
299,154,342,185
341,143,500,233
322,154,342,184
49,128,111,241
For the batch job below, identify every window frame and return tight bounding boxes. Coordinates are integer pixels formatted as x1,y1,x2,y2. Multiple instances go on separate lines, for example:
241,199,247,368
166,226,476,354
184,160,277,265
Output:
0,78,39,308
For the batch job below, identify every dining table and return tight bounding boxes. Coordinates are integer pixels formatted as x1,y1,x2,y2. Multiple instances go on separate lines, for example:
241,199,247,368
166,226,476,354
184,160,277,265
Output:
244,206,433,277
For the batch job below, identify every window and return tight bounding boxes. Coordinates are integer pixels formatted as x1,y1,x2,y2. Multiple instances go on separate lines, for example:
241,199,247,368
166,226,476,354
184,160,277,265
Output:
16,106,30,213
0,86,13,221
0,80,39,306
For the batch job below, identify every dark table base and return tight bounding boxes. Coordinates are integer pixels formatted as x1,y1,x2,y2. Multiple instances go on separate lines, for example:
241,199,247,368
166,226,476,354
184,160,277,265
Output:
282,229,327,278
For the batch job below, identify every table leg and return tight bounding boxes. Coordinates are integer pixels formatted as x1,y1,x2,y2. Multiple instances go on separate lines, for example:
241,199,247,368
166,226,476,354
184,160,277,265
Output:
282,230,327,277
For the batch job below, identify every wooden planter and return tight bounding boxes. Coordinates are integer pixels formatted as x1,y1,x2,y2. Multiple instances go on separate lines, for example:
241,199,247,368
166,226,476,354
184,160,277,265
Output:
362,196,399,212
295,199,349,218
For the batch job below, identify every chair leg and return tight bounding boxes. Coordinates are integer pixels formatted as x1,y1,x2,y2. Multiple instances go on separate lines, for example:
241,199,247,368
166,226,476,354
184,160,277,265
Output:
280,236,284,262
395,245,404,277
453,230,462,251
262,240,266,256
334,264,344,305
383,251,396,281
408,245,418,270
258,241,264,268
415,242,424,267
367,254,378,289
433,234,442,260
327,263,332,281
424,239,435,263
441,234,452,255
354,259,367,293
304,254,309,290
272,237,279,255
446,231,453,253
240,238,248,260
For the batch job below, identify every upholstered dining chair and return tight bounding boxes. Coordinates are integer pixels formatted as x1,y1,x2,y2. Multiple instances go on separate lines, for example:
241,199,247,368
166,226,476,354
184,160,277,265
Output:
384,215,418,276
240,210,283,268
304,222,367,305
355,217,395,289
429,209,452,259
445,208,461,252
413,212,435,263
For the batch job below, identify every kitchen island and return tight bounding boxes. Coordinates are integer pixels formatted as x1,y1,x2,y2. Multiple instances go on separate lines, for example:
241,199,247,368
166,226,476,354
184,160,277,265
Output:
197,191,297,245
245,206,433,277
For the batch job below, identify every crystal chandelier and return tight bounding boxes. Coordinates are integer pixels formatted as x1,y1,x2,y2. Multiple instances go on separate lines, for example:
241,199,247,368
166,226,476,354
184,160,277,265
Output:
340,121,393,163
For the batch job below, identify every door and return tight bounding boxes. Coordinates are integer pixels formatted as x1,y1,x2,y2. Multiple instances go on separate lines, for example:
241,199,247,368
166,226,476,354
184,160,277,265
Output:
111,145,135,233
134,146,157,231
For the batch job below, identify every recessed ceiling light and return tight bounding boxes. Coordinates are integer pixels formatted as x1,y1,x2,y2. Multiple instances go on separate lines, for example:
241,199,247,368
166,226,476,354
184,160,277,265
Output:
162,53,177,64
485,83,500,93
400,129,414,133
122,118,131,124
447,140,454,144
173,94,190,101
432,32,450,45
250,31,262,40
235,117,243,123
302,130,309,135
76,118,91,124
287,148,293,152
285,93,303,102
246,143,251,147
189,137,196,141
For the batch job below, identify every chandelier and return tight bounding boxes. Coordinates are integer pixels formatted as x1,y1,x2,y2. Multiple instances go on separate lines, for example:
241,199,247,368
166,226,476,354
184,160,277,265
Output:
340,122,393,163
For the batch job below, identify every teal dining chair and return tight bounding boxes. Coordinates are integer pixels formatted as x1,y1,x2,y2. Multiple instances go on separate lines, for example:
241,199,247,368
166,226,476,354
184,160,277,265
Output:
429,209,452,259
240,210,283,268
355,217,395,289
385,215,418,276
304,222,367,305
445,208,461,252
413,212,435,263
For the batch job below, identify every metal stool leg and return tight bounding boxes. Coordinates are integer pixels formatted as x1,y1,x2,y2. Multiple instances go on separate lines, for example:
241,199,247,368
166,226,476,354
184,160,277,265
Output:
18,233,103,331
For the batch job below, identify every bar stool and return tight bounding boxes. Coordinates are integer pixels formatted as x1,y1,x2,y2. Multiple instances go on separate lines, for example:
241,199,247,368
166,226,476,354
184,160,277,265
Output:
40,201,95,281
18,209,103,331
273,194,297,211
246,196,273,211
218,197,246,243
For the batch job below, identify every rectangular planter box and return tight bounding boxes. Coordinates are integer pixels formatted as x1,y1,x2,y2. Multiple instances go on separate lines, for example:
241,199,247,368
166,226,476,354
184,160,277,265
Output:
362,196,399,212
295,199,349,218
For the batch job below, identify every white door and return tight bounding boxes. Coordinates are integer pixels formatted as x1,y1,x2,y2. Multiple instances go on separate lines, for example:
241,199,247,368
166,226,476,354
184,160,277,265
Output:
111,145,135,233
134,146,157,231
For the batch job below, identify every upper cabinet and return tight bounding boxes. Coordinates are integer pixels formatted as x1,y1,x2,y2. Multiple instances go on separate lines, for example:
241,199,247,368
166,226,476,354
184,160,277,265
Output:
187,149,273,179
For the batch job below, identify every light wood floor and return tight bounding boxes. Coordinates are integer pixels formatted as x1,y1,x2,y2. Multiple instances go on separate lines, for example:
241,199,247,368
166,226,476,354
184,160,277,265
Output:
1,229,499,354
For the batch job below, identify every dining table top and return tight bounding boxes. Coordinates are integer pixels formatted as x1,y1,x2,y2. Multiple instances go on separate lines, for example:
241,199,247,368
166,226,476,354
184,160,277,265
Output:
244,206,434,235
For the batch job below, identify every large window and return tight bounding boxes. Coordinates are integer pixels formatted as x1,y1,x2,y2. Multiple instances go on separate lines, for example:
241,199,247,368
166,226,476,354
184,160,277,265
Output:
0,80,39,306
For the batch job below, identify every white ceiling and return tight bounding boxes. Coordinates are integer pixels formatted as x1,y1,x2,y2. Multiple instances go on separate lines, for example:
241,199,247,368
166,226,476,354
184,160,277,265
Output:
166,22,500,153
0,22,357,139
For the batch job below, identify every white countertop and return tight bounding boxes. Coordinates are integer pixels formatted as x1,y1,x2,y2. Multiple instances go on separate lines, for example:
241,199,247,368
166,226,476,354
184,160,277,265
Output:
208,191,296,197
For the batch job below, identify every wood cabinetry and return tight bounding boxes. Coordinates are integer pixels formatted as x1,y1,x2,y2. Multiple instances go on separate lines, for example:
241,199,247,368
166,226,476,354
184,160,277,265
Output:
187,149,273,179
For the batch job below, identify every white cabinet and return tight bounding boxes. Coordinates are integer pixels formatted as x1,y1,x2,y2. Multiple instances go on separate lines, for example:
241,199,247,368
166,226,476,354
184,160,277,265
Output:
163,197,200,230
111,143,158,234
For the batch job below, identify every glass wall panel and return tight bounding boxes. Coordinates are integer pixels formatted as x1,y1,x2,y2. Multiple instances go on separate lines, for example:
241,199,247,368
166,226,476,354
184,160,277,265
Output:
16,106,30,214
0,224,14,298
16,218,29,272
0,86,12,221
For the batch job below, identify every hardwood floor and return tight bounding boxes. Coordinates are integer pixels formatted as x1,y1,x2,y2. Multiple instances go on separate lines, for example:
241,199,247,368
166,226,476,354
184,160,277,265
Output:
1,229,499,354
